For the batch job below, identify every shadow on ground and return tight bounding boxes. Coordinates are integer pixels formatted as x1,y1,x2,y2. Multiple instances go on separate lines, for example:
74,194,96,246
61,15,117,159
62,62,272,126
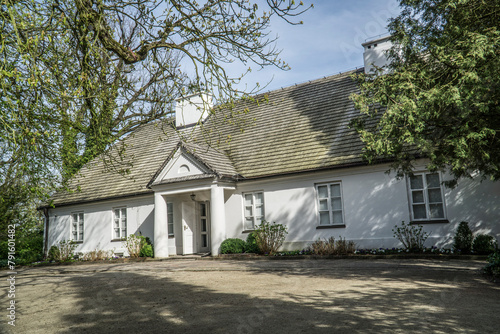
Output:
10,260,500,333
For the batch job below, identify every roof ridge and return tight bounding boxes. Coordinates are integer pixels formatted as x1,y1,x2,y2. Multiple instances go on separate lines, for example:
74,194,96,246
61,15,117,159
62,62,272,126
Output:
253,67,364,98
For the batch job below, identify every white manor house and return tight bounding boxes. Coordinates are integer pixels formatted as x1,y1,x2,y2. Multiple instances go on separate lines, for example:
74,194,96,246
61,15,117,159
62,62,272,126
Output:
42,37,500,257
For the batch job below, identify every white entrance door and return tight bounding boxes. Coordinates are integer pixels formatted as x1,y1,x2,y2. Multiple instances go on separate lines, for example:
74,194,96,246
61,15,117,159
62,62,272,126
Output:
198,202,210,253
182,201,195,255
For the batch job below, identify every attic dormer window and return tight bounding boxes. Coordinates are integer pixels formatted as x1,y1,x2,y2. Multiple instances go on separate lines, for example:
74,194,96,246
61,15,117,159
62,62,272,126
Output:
178,164,190,174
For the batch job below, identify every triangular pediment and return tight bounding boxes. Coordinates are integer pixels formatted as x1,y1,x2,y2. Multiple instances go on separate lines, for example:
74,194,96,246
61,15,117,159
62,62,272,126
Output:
152,146,212,184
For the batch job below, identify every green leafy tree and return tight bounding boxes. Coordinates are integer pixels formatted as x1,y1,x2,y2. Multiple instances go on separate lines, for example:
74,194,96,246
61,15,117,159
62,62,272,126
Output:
351,0,499,184
0,1,310,242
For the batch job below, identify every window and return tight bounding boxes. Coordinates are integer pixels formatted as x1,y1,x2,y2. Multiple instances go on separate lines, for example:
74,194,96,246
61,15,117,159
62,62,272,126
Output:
167,202,174,236
71,212,84,241
113,208,127,239
408,172,446,221
316,183,344,226
178,164,190,173
243,192,264,230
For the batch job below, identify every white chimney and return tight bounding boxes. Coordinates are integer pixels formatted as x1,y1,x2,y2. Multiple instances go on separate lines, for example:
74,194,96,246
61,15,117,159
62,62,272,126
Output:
362,35,393,75
175,92,213,128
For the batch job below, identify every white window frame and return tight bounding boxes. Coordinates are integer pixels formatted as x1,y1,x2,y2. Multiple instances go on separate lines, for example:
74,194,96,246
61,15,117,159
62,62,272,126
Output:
407,171,447,222
167,202,174,237
71,212,84,242
112,207,127,240
315,182,345,226
243,191,265,231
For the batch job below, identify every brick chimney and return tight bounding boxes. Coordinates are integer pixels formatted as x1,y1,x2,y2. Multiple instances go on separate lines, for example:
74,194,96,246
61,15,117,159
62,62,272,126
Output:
175,93,213,128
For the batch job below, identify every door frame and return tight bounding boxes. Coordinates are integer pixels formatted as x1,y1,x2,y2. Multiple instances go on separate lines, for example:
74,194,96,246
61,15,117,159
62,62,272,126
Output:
197,201,210,253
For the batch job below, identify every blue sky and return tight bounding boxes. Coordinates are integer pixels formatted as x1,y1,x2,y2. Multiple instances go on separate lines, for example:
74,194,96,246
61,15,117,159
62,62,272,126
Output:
234,0,401,92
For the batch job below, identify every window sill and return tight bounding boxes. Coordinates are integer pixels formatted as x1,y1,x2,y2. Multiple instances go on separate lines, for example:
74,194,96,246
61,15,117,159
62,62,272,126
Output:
168,235,175,239
242,230,255,234
316,224,346,229
111,239,126,242
410,219,449,225
71,240,83,244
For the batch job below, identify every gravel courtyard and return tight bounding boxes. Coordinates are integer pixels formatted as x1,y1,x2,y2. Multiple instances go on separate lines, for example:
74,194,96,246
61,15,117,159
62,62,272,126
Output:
2,258,499,333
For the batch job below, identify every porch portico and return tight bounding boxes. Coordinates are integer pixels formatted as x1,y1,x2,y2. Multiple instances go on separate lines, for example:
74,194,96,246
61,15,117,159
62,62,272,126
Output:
153,180,235,258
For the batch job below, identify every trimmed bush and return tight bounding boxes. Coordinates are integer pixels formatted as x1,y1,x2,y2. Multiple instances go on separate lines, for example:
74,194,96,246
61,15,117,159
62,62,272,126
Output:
140,244,154,258
245,232,260,254
453,221,473,253
393,221,429,252
221,238,246,254
253,221,288,255
473,234,497,255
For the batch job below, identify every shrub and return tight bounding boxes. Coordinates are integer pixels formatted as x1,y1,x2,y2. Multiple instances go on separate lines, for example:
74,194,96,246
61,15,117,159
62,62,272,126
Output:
393,221,429,252
253,221,288,255
453,221,473,253
473,234,498,255
139,244,154,258
140,237,154,258
221,238,246,254
311,236,356,255
16,229,44,265
125,234,146,257
81,248,114,261
47,245,60,261
484,252,500,276
311,237,336,255
47,240,76,262
0,223,44,265
245,232,260,254
335,237,356,255
58,240,77,261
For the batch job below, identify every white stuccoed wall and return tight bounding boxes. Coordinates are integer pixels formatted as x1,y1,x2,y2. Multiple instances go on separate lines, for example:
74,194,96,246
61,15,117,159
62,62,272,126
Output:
225,162,500,250
48,195,155,256
48,161,500,255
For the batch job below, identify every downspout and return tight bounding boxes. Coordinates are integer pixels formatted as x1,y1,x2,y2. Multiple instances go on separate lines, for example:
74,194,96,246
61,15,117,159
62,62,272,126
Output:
43,207,49,258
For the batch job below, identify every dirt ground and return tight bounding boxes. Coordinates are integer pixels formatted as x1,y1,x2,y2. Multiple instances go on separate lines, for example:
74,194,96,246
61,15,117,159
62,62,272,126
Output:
2,258,499,333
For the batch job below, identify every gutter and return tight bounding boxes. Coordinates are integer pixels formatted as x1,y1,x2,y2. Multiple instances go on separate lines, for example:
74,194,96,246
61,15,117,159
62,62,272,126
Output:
37,190,154,210
43,207,49,258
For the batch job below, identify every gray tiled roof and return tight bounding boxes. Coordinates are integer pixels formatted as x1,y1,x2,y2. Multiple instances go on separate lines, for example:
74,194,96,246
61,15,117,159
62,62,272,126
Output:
198,68,368,178
49,121,180,206
181,142,240,178
49,68,370,207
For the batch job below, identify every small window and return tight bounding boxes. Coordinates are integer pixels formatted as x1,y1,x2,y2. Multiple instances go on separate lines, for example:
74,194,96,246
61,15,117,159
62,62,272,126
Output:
178,164,190,173
316,183,344,226
408,172,446,221
113,208,127,239
243,192,265,230
167,202,174,236
71,212,84,241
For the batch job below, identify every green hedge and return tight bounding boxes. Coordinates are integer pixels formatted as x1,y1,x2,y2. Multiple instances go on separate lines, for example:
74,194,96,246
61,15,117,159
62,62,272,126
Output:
220,238,246,254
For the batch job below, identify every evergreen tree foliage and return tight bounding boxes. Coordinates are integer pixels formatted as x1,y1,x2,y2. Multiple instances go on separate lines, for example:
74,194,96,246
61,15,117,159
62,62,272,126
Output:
351,0,499,184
